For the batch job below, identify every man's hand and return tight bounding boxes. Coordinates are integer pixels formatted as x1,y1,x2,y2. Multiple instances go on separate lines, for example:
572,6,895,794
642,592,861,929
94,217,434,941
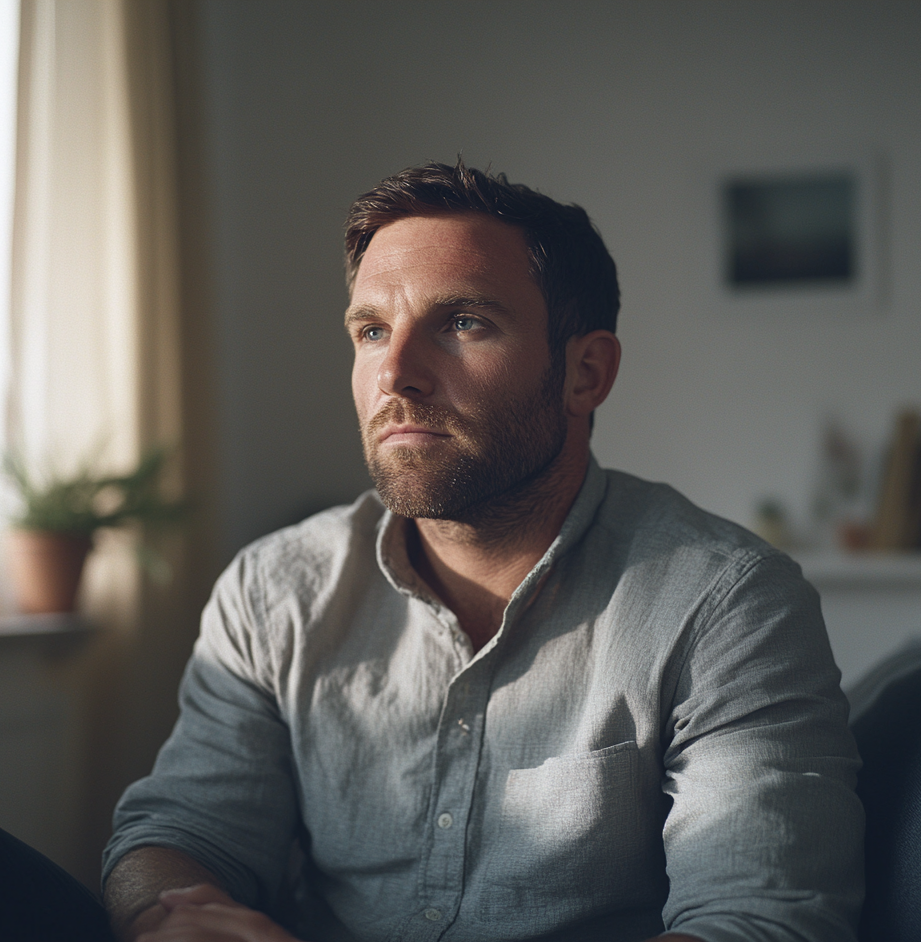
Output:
105,846,301,942
136,884,300,942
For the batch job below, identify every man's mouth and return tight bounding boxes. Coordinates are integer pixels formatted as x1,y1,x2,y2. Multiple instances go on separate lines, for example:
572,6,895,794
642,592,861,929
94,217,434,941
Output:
367,401,464,445
378,424,451,445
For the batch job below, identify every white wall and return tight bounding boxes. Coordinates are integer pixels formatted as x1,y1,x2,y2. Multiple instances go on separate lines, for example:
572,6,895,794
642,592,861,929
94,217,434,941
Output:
196,0,921,563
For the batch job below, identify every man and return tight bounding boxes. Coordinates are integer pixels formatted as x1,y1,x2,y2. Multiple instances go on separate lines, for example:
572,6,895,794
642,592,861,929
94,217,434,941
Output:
103,162,863,941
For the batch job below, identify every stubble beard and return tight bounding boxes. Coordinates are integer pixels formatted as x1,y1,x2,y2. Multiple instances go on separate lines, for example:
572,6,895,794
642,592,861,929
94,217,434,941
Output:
361,366,568,524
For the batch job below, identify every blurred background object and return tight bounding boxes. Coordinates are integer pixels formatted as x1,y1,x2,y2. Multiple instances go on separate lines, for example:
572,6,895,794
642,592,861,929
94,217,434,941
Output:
811,416,873,550
870,408,921,551
752,497,793,550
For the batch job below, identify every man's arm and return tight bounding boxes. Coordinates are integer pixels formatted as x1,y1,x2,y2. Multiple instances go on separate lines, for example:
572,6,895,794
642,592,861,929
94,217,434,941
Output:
102,554,303,926
660,552,863,938
104,845,225,940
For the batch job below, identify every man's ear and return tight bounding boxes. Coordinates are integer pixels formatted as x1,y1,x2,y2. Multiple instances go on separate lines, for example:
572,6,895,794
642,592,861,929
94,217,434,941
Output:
563,331,621,418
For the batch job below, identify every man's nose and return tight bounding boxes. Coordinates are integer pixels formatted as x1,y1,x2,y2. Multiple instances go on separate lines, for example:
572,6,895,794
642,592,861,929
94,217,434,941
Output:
377,329,436,399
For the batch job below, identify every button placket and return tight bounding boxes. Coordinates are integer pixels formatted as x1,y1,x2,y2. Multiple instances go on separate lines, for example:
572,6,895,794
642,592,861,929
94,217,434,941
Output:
415,660,491,937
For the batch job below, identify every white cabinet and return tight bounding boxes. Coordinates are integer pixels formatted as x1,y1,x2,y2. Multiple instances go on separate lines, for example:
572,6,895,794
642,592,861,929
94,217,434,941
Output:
796,553,921,691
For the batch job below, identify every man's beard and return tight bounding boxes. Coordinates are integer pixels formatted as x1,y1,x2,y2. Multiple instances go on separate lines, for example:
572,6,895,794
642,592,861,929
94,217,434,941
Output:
361,366,568,522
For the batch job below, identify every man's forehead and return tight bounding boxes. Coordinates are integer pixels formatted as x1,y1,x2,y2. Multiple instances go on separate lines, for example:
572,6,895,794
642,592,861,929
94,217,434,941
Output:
351,213,534,295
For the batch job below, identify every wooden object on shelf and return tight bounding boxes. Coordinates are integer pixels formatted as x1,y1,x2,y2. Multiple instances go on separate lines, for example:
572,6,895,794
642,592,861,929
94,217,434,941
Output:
871,409,921,551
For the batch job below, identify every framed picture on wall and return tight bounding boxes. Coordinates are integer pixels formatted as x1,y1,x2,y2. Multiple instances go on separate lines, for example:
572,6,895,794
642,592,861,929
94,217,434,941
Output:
708,152,883,316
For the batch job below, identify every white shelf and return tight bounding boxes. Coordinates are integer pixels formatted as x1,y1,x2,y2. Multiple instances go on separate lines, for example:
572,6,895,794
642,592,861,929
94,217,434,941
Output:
794,551,921,588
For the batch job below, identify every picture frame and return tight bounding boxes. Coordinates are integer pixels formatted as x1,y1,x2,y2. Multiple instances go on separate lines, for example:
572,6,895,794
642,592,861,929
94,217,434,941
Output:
706,152,884,317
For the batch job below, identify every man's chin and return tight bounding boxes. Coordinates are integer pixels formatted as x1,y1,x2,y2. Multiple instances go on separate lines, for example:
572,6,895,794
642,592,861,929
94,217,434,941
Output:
377,495,463,521
369,461,547,524
371,474,468,520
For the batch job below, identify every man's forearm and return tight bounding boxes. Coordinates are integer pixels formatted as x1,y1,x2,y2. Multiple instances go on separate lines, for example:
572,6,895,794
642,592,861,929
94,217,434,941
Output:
103,845,226,941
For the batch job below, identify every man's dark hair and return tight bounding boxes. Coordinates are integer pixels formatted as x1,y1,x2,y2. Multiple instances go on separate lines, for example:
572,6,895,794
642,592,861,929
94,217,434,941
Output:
344,160,620,370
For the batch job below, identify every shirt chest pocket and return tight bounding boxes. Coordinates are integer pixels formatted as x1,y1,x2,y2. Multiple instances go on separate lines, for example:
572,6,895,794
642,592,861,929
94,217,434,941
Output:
481,740,656,916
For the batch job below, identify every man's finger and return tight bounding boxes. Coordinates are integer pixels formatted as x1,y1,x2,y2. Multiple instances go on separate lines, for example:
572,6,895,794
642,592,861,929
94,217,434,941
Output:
159,883,237,910
149,901,297,942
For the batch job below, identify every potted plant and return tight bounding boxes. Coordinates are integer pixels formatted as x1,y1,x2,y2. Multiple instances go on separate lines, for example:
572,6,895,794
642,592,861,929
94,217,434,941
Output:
3,448,185,614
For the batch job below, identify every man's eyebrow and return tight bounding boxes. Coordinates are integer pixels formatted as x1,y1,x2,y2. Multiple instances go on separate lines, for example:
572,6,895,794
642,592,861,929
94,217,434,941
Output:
344,306,379,329
344,295,512,329
430,294,512,314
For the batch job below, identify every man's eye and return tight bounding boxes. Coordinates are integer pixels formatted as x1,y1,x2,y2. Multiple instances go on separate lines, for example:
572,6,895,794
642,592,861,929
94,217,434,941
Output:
453,316,478,332
362,326,386,341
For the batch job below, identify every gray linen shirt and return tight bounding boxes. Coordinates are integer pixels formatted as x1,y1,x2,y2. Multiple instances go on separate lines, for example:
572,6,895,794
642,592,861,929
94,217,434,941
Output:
104,458,863,942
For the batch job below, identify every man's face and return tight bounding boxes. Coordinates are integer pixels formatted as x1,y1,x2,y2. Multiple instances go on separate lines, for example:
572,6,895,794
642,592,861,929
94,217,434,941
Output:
346,213,568,521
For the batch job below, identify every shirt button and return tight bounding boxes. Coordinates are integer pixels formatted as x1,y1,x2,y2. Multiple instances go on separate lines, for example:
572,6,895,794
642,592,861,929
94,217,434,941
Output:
437,812,453,829
424,908,443,921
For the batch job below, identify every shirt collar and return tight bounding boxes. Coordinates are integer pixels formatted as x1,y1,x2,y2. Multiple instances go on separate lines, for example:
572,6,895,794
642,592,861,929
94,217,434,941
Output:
375,453,608,608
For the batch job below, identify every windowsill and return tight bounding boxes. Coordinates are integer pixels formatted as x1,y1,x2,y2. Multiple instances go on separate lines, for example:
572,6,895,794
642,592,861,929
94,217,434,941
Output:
0,612,95,654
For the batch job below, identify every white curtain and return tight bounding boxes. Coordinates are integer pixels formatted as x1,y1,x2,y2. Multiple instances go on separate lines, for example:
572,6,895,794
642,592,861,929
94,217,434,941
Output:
13,0,138,471
0,0,19,457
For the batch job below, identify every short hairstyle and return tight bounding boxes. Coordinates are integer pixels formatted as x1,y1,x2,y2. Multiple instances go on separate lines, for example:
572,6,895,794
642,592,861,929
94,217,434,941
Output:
344,160,620,369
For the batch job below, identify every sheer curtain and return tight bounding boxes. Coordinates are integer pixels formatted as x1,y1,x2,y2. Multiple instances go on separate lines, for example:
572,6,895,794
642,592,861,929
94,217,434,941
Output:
0,0,18,468
8,0,216,884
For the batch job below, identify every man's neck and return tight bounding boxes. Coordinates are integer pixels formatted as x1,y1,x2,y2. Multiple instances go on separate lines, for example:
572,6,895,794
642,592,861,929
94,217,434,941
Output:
409,447,589,652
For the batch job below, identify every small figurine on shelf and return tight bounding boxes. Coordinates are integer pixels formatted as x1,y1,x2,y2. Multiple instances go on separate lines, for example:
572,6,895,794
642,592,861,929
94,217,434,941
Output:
753,498,793,550
811,417,874,551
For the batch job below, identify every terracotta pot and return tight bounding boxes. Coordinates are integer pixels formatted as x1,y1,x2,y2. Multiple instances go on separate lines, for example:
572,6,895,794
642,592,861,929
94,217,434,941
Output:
5,530,93,614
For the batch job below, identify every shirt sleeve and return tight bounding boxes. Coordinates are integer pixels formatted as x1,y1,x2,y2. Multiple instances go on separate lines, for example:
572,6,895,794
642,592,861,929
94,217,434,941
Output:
101,548,300,909
660,551,864,942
